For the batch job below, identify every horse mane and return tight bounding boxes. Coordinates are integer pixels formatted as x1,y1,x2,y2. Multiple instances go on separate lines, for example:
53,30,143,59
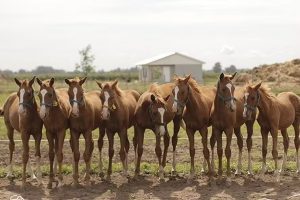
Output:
148,83,161,96
187,78,201,93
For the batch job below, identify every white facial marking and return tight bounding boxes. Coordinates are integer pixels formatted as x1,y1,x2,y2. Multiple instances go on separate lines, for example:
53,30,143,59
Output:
243,92,249,117
102,91,110,119
72,87,79,116
39,89,47,119
158,107,165,136
172,86,179,112
18,88,25,114
226,83,235,109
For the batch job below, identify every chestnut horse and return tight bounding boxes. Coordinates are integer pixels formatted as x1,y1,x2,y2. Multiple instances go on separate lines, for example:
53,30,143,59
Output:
134,83,175,181
210,73,237,181
36,78,72,188
172,75,216,179
1,77,43,188
244,83,300,178
96,80,140,180
65,77,105,185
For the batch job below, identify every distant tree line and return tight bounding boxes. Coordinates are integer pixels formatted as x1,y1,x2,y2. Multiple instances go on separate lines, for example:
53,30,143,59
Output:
212,62,237,73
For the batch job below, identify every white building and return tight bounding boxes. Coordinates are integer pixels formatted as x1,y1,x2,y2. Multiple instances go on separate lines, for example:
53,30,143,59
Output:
137,52,205,83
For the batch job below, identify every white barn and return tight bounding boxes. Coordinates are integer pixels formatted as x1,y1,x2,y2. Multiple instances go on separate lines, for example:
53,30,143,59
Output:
137,52,205,83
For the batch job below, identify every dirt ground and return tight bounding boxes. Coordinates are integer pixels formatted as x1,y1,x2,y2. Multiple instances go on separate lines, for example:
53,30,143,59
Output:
1,137,300,199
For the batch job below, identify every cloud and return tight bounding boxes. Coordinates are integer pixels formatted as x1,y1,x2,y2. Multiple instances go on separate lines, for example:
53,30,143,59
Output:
220,45,235,55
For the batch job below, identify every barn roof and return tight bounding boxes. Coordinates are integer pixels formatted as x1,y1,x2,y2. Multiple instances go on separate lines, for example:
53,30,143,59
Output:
136,52,205,66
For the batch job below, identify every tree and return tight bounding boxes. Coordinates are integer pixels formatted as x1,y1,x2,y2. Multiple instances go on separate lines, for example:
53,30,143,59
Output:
225,65,237,73
212,62,222,73
75,44,96,76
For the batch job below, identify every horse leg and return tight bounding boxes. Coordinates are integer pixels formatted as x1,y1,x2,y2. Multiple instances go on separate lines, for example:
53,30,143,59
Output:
107,131,115,181
21,132,30,189
210,126,217,175
224,128,233,176
56,130,66,187
155,134,164,181
33,132,42,181
280,129,289,174
125,132,130,172
118,129,129,177
246,121,254,175
261,128,269,174
293,119,300,173
70,130,80,186
270,128,279,181
133,126,138,167
162,130,170,168
200,127,211,176
46,131,55,189
171,116,181,175
216,128,223,178
83,131,94,183
134,125,145,177
98,127,105,178
6,125,14,180
234,127,243,175
186,127,196,180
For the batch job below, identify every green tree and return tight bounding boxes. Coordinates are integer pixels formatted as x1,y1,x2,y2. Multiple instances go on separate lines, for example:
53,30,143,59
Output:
75,44,96,76
225,65,237,73
212,62,222,73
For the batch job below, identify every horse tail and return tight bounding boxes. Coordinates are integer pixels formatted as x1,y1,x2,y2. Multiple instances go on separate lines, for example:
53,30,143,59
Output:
180,119,186,130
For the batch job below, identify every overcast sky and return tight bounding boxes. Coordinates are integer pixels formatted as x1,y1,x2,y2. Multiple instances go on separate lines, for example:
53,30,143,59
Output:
0,0,299,71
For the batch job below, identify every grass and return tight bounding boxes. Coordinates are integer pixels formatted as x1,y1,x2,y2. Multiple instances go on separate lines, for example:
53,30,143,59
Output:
0,75,300,178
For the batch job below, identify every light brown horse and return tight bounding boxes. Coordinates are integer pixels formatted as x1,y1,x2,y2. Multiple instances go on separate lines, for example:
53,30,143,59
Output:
36,78,72,188
244,82,300,177
134,83,175,181
1,77,43,188
96,80,140,180
210,73,237,181
172,75,216,179
65,77,105,185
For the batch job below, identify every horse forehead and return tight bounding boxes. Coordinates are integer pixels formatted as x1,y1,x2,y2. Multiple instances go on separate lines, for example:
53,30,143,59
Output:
174,86,179,93
41,89,47,96
158,107,165,116
73,87,78,94
104,91,110,99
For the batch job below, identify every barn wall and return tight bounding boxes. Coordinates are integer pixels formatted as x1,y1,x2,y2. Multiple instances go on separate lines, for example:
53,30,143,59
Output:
174,64,203,83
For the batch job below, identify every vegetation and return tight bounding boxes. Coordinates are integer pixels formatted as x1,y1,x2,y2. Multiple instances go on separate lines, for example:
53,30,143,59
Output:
75,44,96,76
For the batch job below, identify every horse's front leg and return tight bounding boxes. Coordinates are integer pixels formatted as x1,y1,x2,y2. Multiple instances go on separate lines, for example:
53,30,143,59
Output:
83,130,94,184
70,130,80,186
186,127,196,180
200,127,211,176
33,131,42,182
134,125,145,178
162,129,170,168
155,133,164,182
46,131,55,189
107,130,115,181
246,120,254,175
270,128,279,181
21,132,31,189
118,128,129,177
98,127,105,178
171,115,181,175
224,127,233,177
56,129,66,187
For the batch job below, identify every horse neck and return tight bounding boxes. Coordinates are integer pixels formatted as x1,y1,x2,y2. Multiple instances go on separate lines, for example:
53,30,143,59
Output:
214,87,226,111
257,90,273,114
186,86,201,111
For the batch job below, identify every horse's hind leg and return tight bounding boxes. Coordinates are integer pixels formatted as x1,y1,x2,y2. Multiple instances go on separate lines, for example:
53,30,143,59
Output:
293,119,300,173
6,125,14,180
224,127,233,176
118,129,129,177
246,121,254,175
186,127,196,180
33,132,42,180
134,126,145,178
83,131,94,183
200,127,211,176
107,131,115,181
280,128,289,174
162,130,170,168
234,127,243,175
171,116,181,175
155,134,164,181
70,130,80,186
98,127,105,177
210,127,217,175
56,130,66,187
21,132,30,189
270,128,279,178
261,128,269,174
46,131,55,189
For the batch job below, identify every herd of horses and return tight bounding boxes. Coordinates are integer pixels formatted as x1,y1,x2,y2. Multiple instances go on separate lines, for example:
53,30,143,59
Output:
0,73,299,189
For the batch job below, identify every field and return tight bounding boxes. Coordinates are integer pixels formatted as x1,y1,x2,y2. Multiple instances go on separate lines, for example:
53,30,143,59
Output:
0,74,300,199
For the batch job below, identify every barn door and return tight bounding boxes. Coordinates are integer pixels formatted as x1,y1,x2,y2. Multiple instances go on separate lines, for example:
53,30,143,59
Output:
163,66,171,82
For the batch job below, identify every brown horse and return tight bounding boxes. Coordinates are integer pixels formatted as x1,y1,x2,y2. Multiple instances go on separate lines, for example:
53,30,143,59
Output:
244,82,300,178
1,77,43,188
172,75,216,179
134,83,175,181
210,73,237,181
36,78,72,188
65,77,104,185
96,80,140,180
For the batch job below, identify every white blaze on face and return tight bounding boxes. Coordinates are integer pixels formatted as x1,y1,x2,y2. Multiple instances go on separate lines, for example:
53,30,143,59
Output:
39,89,47,119
102,91,110,119
18,88,25,114
72,87,79,116
158,107,166,136
172,86,179,112
226,83,236,110
243,92,249,118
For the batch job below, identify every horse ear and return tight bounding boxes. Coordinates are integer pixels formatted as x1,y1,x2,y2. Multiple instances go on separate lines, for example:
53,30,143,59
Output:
96,81,102,89
29,76,36,87
254,82,262,90
151,94,156,102
79,77,87,85
49,77,55,87
65,79,71,85
14,78,21,87
36,78,42,86
219,73,224,80
112,80,118,88
164,95,170,102
183,74,191,84
230,72,237,80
